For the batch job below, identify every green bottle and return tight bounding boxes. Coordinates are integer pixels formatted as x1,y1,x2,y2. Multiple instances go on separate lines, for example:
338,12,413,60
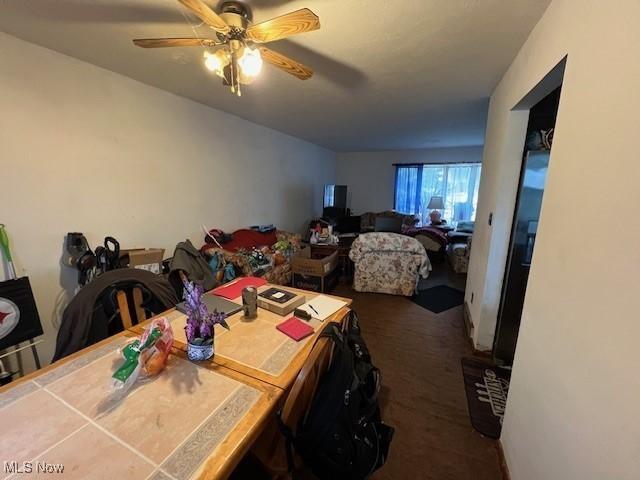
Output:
0,224,16,279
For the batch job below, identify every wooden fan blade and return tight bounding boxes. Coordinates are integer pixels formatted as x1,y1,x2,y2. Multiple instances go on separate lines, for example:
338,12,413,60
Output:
177,0,230,35
259,47,313,80
133,38,220,48
246,8,320,44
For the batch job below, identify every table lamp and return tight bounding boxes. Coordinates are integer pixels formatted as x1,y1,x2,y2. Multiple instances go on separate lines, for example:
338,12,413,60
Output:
427,196,445,225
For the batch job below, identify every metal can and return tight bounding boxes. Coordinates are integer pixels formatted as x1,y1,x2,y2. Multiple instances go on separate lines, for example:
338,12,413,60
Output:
242,286,258,319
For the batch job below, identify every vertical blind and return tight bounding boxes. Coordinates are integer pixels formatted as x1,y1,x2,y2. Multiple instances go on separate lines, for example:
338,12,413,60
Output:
394,163,482,224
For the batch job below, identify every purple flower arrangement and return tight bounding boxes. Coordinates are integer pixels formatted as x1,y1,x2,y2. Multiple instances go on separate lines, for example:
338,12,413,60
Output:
182,279,230,346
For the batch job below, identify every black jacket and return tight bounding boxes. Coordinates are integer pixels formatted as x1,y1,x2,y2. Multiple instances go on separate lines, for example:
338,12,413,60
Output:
53,269,177,361
169,240,218,296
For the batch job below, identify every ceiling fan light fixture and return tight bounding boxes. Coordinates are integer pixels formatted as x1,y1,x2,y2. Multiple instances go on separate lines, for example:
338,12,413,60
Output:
238,47,263,78
203,50,229,76
134,1,319,95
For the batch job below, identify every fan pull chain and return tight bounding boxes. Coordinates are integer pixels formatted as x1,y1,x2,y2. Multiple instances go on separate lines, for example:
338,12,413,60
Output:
230,52,241,97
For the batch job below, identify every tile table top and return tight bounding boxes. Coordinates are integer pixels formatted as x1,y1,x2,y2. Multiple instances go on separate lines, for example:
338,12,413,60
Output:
0,334,281,480
130,285,352,390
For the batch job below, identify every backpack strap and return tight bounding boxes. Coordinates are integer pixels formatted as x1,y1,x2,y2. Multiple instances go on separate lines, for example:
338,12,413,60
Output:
276,411,296,474
319,322,345,344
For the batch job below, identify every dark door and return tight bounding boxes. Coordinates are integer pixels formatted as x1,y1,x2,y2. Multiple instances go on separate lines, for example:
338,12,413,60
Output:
493,150,550,363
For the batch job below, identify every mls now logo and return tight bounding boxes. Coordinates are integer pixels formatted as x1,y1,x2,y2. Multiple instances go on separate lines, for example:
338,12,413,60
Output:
4,461,64,474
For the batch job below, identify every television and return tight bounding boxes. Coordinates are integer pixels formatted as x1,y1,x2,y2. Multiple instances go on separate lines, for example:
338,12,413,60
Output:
323,185,347,209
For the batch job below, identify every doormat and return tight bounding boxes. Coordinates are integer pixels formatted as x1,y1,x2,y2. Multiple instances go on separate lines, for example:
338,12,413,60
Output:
461,358,511,439
411,285,464,313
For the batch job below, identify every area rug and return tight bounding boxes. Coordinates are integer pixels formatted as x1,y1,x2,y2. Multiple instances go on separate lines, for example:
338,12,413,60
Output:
411,285,464,313
461,358,511,439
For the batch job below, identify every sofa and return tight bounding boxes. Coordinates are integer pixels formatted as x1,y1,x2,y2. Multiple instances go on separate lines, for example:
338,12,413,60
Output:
359,211,419,231
349,232,431,296
202,229,301,286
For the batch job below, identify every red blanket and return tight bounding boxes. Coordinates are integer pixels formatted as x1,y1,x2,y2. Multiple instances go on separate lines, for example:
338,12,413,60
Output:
202,229,278,253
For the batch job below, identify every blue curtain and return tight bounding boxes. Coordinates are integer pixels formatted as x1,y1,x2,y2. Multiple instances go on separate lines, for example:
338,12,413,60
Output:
394,166,422,215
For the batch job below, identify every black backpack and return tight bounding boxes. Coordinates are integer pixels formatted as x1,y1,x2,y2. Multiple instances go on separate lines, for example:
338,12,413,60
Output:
280,311,394,479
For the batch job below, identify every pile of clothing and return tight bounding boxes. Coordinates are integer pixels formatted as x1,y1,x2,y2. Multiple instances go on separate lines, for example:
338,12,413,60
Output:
201,228,301,286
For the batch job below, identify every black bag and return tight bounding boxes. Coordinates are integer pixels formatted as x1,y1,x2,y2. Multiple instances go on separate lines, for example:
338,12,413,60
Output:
280,311,394,479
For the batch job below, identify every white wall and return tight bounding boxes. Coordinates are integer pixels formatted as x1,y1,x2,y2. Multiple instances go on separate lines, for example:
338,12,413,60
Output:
465,0,640,478
0,33,336,369
336,146,483,214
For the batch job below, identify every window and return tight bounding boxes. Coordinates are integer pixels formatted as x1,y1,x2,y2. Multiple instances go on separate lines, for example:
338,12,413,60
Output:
323,185,335,208
394,163,482,224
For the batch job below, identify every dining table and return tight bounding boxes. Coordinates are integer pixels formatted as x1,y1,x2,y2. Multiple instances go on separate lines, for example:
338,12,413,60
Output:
129,283,352,391
0,282,352,480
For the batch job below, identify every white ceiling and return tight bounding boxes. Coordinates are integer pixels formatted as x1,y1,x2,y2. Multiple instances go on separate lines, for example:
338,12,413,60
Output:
0,0,550,151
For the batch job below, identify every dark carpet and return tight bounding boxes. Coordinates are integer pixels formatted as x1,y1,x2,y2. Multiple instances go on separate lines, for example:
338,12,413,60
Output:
461,358,511,439
412,285,465,313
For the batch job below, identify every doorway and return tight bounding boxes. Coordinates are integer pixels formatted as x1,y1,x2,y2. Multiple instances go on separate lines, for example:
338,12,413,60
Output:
493,87,562,364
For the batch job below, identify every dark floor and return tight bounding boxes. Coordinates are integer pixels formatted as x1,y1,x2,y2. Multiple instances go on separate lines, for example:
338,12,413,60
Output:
333,262,504,480
232,262,504,480
417,259,467,292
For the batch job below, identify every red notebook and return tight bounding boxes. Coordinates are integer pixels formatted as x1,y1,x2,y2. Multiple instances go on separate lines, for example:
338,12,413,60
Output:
211,276,267,299
277,317,315,342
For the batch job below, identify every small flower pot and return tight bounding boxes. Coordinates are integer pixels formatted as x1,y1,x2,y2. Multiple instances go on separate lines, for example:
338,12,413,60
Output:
187,339,214,362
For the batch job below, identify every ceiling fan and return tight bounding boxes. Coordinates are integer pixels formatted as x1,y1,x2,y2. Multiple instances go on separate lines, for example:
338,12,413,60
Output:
133,0,320,96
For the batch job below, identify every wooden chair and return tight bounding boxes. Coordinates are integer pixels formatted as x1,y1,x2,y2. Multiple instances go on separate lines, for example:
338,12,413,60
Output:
251,333,337,478
115,287,148,329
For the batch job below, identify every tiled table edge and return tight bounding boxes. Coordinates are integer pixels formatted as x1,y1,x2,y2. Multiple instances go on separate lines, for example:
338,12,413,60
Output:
258,336,312,376
0,379,40,410
34,337,129,387
0,336,129,410
160,385,260,480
